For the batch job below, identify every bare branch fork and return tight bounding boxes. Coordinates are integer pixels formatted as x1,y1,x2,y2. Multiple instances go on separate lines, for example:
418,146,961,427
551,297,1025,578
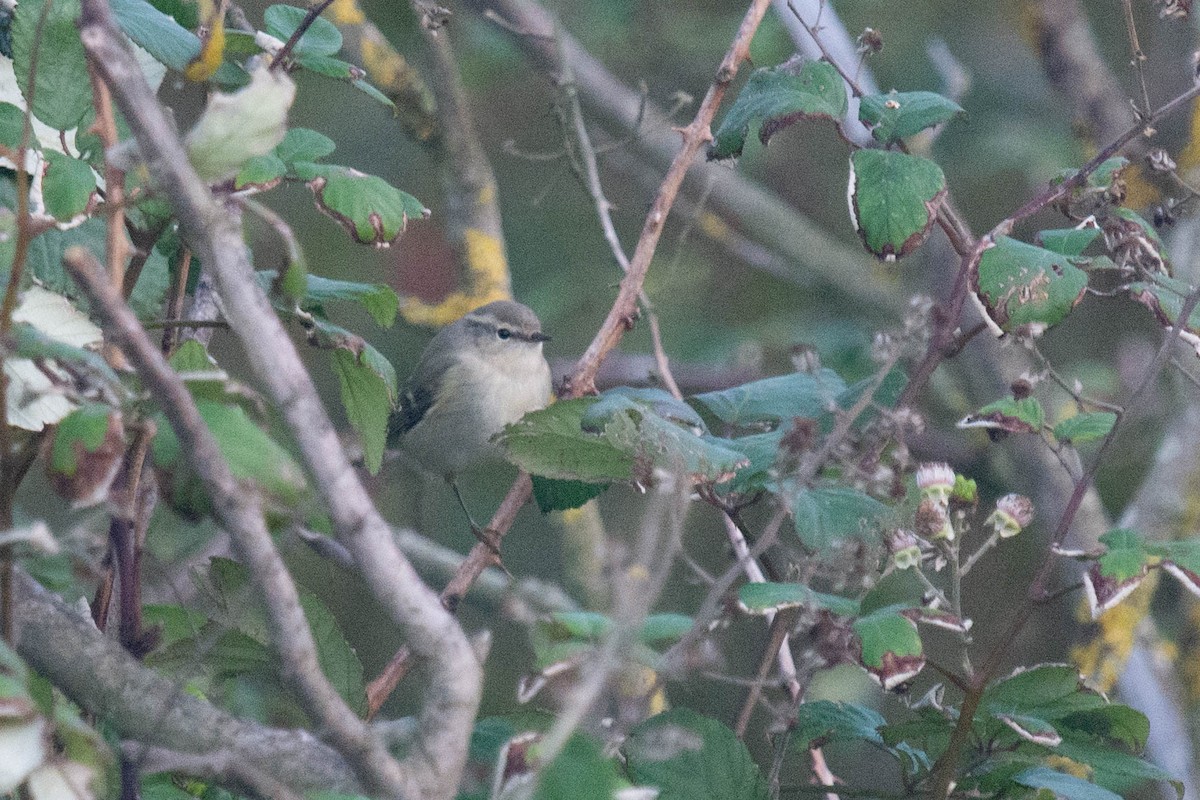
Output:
76,0,481,797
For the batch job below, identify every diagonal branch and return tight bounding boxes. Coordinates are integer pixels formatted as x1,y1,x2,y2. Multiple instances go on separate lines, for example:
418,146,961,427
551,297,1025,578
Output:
76,2,481,797
62,247,407,795
441,0,775,608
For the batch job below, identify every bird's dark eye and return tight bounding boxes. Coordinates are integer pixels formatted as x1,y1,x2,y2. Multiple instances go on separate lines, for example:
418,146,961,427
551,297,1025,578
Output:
496,327,512,340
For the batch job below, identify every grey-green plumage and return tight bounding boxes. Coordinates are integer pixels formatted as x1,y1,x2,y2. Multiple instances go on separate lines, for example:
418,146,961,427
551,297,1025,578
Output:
390,300,552,479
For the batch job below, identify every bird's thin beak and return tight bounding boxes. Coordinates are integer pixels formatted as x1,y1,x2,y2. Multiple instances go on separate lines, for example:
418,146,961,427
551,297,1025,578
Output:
530,331,552,342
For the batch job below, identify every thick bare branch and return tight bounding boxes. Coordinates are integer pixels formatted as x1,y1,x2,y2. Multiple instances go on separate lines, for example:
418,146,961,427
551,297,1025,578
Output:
76,2,481,796
14,570,363,795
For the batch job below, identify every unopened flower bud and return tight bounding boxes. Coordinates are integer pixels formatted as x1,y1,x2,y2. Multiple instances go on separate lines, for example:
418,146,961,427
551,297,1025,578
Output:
986,493,1034,538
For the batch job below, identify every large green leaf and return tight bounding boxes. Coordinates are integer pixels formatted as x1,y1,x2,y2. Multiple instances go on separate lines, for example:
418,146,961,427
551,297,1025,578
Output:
691,369,846,429
709,60,846,159
625,709,769,800
500,394,745,488
306,317,396,475
293,162,428,247
852,607,923,690
858,90,963,144
530,476,608,512
299,593,366,717
534,734,624,800
11,0,90,130
499,399,633,484
783,484,891,552
793,701,886,749
849,148,947,261
300,274,399,328
976,237,1089,333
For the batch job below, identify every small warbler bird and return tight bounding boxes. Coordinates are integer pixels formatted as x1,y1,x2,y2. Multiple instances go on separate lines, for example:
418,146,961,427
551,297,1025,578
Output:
390,300,552,529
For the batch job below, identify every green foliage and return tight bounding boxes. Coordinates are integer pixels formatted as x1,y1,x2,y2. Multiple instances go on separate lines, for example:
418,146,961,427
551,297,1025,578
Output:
11,0,91,130
149,399,309,519
1037,227,1101,256
783,484,891,551
960,395,1046,435
709,60,846,159
975,237,1089,333
624,709,769,800
263,5,343,58
1053,412,1116,444
534,735,625,800
848,148,947,261
691,368,846,429
41,150,97,221
293,162,428,247
858,90,963,144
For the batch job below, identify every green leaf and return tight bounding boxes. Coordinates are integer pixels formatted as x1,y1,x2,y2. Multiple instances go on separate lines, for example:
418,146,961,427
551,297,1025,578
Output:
110,0,246,85
275,127,336,164
709,60,846,160
625,708,769,800
0,103,32,152
330,348,392,474
852,608,923,689
959,395,1046,435
499,399,634,484
691,369,847,429
1053,739,1183,799
320,328,397,476
793,701,886,749
982,665,1094,717
300,593,366,717
294,53,359,79
583,387,706,432
149,400,309,518
41,150,96,221
1128,276,1200,339
534,734,623,800
263,4,343,57
848,149,947,261
11,0,90,130
1096,529,1149,582
1013,767,1122,800
1053,412,1116,444
783,485,891,552
639,614,694,645
46,402,119,478
737,582,859,616
234,153,287,190
591,393,746,483
501,395,746,487
294,162,428,246
976,237,1089,333
1037,227,1101,256
531,476,608,512
708,431,783,494
300,274,399,328
858,90,963,143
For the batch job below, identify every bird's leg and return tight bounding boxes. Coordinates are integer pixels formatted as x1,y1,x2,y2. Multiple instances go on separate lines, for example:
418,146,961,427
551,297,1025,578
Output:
448,477,506,564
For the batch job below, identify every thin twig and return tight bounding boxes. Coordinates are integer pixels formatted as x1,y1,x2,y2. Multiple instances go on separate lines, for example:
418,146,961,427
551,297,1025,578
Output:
1120,0,1153,122
270,0,336,69
442,0,775,606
